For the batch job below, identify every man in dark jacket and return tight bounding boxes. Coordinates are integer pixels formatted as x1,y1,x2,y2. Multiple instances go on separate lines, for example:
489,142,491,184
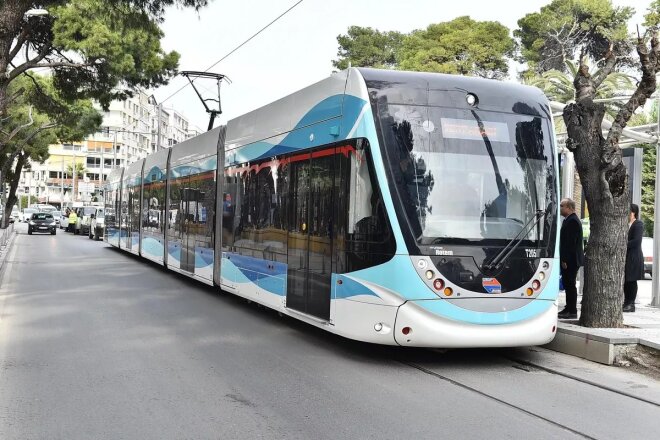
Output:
559,198,584,319
624,204,644,312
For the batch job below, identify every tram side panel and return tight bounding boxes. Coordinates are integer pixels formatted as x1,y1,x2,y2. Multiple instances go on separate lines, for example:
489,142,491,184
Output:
104,168,123,248
140,148,171,265
219,138,401,344
166,156,217,285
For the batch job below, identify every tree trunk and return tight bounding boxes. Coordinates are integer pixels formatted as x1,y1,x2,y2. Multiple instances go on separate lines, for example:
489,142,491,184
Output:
2,152,25,228
0,0,31,121
564,100,627,328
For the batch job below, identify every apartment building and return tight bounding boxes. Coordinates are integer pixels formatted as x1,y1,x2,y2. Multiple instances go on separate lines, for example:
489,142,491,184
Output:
18,90,200,206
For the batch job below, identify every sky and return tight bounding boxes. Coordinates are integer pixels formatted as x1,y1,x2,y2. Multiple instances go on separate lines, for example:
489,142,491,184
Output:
152,0,647,130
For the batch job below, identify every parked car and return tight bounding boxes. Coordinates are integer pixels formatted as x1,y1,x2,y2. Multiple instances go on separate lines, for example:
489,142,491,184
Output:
642,237,654,277
89,207,104,240
51,210,62,226
10,207,19,223
19,208,37,222
75,206,97,236
27,212,57,235
60,211,69,230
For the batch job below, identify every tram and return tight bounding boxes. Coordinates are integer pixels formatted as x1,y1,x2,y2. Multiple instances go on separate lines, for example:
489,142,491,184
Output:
104,68,560,347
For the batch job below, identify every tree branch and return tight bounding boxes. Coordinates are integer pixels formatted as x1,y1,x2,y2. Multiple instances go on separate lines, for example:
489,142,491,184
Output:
8,59,97,83
3,105,35,146
7,27,30,64
606,35,657,149
592,43,617,88
7,42,53,82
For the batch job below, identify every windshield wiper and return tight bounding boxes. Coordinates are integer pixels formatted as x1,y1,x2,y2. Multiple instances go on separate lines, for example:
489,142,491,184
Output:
482,209,547,272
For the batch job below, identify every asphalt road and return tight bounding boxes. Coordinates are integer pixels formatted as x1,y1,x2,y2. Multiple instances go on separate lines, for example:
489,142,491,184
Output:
1,223,659,439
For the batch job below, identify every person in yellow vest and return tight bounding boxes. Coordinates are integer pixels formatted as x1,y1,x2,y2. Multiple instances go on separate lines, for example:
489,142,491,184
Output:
68,209,78,233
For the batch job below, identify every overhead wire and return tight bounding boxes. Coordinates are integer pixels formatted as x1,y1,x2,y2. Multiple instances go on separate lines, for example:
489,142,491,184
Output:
159,0,305,105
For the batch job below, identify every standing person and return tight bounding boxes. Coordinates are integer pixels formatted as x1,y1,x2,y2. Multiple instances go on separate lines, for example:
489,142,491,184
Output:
624,204,644,312
559,198,584,319
68,209,78,233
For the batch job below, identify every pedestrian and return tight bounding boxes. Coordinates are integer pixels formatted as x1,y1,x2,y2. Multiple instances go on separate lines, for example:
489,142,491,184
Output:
558,198,584,319
68,209,78,233
624,204,644,313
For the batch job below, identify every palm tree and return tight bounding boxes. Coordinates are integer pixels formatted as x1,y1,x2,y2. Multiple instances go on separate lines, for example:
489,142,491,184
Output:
526,61,635,115
66,162,87,201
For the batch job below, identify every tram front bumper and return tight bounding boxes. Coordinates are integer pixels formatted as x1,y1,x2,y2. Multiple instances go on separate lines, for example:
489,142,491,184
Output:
394,300,558,348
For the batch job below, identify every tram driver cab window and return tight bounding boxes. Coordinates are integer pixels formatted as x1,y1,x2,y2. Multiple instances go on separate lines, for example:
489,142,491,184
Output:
345,139,392,255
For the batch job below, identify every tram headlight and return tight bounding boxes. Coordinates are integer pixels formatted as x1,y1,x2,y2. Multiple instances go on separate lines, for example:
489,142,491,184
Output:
443,287,453,296
425,270,434,280
433,279,445,291
542,261,550,270
526,288,534,296
532,280,541,291
466,93,478,106
538,271,546,281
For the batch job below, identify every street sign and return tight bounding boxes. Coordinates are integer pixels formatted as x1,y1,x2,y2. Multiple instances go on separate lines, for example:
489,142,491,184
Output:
78,182,95,194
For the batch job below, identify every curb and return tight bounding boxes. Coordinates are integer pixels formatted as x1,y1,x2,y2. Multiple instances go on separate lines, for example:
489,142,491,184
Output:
0,227,16,275
544,322,660,365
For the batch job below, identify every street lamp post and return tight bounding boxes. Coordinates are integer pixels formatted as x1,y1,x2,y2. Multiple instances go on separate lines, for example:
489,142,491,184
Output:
61,159,64,208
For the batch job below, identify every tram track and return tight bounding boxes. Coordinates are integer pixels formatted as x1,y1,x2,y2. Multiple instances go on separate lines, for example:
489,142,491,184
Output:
399,359,599,440
502,353,660,408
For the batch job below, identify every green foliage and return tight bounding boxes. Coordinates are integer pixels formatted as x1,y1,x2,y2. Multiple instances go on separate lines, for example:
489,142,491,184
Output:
49,0,181,109
526,60,635,111
644,0,660,26
0,73,100,225
1,74,101,163
66,162,87,179
515,0,633,74
333,26,404,70
637,104,657,237
333,17,515,80
398,17,515,79
642,146,655,236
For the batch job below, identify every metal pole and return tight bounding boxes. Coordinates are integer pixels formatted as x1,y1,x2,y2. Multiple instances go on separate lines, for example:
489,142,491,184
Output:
651,98,660,307
100,135,105,193
60,159,64,209
157,103,162,152
27,170,31,207
113,130,117,170
72,151,76,203
652,98,660,307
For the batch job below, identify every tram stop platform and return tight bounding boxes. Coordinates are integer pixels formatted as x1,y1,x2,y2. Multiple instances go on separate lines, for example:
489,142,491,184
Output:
547,280,660,368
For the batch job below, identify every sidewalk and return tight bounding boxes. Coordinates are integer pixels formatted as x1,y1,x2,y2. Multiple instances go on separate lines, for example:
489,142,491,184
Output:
549,277,660,367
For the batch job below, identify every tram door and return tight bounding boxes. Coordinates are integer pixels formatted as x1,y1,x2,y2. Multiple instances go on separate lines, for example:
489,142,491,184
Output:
286,152,334,320
180,181,197,273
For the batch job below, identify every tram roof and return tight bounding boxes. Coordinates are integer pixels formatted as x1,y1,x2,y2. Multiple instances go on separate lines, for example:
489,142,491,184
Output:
357,68,551,119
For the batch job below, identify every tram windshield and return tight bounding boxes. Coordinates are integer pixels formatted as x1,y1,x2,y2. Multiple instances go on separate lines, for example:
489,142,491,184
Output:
381,104,556,246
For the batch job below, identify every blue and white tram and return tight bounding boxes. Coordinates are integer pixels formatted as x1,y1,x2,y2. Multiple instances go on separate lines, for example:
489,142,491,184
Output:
105,68,560,347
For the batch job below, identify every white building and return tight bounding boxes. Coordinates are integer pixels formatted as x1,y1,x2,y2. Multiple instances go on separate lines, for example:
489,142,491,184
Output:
16,90,201,207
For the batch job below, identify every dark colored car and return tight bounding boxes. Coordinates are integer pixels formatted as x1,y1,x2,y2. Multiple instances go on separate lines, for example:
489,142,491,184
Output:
27,212,57,235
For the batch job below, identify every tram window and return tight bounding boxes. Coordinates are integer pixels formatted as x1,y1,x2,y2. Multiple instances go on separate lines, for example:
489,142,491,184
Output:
336,139,395,272
228,158,287,259
143,170,166,234
347,140,390,245
189,165,216,246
